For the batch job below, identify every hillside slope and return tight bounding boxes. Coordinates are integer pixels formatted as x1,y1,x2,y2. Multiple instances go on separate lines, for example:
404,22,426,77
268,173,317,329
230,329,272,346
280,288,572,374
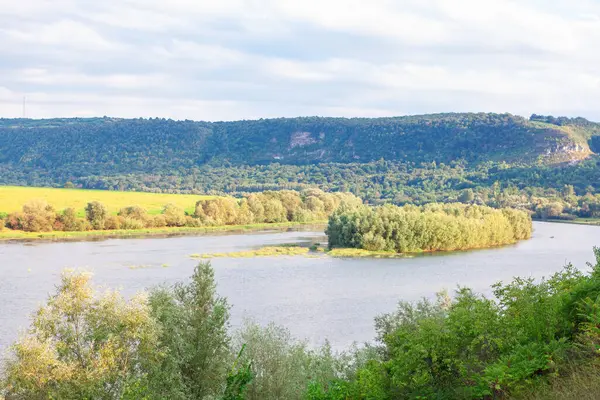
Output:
1,113,599,196
0,113,595,168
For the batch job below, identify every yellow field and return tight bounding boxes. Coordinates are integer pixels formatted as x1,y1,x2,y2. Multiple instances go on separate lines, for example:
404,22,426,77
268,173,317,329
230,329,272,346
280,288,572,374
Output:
0,186,213,216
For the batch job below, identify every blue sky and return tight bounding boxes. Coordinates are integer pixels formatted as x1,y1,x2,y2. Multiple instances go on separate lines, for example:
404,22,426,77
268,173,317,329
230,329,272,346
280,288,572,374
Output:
1,0,600,120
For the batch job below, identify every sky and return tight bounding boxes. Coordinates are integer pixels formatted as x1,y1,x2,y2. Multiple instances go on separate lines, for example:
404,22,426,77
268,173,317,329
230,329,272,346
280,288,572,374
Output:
2,0,600,121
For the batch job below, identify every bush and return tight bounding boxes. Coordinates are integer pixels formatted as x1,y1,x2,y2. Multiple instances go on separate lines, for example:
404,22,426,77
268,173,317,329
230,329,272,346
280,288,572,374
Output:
20,199,56,232
162,203,186,227
104,215,122,230
120,217,145,230
85,201,108,230
56,208,81,231
151,214,167,228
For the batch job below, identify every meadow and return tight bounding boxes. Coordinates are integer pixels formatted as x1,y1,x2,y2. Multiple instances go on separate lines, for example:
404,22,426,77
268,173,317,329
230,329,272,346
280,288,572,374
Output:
0,186,212,216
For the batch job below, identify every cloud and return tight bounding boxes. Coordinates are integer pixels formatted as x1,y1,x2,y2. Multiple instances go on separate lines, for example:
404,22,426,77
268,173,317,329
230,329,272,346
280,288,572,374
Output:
1,0,600,120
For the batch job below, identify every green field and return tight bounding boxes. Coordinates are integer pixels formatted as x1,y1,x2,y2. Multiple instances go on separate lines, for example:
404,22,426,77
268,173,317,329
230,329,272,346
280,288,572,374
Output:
0,186,213,216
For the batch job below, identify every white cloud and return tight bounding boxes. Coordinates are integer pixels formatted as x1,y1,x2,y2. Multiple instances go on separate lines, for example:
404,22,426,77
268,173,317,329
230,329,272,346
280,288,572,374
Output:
2,0,600,120
5,20,116,50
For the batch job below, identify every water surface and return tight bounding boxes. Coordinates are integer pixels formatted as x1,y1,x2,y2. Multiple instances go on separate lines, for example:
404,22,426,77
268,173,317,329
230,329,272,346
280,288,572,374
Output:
0,222,598,352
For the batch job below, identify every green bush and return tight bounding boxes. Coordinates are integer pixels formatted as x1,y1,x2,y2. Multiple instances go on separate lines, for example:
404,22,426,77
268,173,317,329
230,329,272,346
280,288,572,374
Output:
85,201,108,230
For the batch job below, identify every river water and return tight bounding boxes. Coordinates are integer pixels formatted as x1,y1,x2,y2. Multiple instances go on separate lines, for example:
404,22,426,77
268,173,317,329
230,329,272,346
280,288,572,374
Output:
0,222,599,353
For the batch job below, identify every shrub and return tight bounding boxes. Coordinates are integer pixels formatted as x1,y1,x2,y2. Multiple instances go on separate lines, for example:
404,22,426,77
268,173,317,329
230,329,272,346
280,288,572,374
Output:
151,214,167,228
118,205,149,221
162,203,186,227
20,199,56,232
104,215,122,230
56,208,81,231
85,201,108,230
120,217,145,230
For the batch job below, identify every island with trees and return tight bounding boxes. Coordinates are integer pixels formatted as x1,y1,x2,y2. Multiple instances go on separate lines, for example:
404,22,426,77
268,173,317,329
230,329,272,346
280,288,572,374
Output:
327,203,532,253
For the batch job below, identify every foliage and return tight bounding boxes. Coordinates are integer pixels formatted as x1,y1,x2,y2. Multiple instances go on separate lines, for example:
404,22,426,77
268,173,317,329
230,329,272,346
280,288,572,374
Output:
2,113,600,209
327,203,532,253
147,262,232,399
0,189,361,234
85,201,108,230
1,270,161,399
6,250,600,399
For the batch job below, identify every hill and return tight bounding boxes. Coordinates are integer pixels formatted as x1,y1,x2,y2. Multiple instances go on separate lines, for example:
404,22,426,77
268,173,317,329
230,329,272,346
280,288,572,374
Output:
1,113,600,202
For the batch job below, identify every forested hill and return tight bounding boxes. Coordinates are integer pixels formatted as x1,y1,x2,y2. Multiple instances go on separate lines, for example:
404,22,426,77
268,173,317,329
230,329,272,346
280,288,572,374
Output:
2,112,600,200
0,113,596,172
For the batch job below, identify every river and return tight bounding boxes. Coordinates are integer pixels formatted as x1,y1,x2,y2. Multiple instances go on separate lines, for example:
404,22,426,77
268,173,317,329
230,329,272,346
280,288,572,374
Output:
0,221,598,353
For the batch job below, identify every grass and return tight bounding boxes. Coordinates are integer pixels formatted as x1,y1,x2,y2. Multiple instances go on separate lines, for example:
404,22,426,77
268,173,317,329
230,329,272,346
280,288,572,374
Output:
0,221,325,241
514,363,600,400
537,217,600,226
0,185,213,216
191,245,310,258
327,248,411,258
189,245,419,259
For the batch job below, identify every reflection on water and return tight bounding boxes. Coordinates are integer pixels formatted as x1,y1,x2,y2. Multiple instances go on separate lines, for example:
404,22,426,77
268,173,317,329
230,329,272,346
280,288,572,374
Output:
0,222,599,352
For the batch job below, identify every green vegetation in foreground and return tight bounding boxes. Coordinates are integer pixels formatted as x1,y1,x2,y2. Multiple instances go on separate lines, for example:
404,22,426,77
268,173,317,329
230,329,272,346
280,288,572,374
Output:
327,202,532,253
6,251,600,399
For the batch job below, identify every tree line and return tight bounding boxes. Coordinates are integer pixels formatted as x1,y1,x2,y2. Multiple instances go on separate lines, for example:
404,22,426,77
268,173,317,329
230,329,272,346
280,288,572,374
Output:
326,203,532,253
5,251,600,399
0,189,362,233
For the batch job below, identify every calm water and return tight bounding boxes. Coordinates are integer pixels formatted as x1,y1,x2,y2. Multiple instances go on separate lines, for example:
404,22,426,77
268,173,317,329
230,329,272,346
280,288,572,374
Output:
0,222,599,352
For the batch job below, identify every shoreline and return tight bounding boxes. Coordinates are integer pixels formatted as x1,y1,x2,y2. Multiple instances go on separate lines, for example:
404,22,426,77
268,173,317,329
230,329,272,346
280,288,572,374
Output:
0,221,327,243
1,218,598,244
532,217,600,226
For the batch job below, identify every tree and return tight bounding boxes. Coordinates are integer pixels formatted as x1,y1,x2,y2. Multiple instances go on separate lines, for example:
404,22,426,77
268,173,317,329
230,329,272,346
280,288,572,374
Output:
2,270,161,399
148,262,231,399
57,207,80,231
85,201,108,230
458,188,475,204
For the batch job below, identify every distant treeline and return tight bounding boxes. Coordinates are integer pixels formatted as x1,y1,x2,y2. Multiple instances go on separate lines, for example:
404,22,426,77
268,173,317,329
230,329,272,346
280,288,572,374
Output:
0,189,361,233
327,203,532,253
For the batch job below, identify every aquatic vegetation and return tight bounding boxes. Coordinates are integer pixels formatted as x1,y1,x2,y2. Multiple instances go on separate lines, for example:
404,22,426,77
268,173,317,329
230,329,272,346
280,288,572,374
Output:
128,264,150,270
191,246,310,259
327,248,409,258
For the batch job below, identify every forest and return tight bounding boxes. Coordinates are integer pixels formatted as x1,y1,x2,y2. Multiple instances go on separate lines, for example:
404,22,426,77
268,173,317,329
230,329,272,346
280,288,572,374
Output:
326,203,532,253
0,189,361,233
1,114,599,201
4,252,600,399
2,114,600,223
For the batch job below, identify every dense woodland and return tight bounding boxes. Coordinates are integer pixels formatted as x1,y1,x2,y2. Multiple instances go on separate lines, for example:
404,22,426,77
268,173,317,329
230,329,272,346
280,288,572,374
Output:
5,253,600,399
326,203,532,253
2,114,600,222
0,189,361,233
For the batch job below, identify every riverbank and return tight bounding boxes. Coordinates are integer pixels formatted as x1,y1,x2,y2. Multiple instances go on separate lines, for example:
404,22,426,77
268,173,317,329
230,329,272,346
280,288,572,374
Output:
534,217,600,226
0,221,327,242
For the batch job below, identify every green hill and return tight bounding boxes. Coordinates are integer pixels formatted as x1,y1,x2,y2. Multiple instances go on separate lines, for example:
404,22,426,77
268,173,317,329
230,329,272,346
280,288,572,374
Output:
1,112,599,199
